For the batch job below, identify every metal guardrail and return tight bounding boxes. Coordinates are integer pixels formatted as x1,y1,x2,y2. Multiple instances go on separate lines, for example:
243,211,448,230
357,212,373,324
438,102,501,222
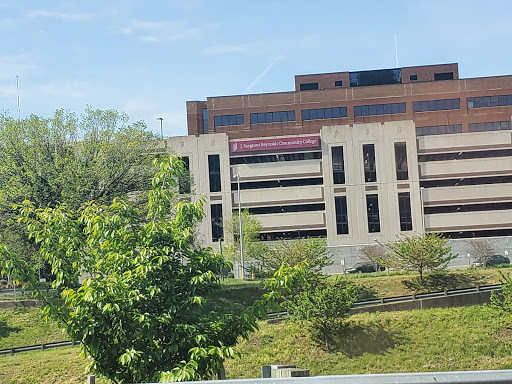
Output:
169,369,512,384
352,284,502,308
0,340,81,356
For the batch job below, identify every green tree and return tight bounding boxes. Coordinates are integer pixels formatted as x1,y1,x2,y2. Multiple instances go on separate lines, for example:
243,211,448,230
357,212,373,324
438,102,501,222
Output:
223,210,267,277
386,233,456,284
0,107,159,268
1,156,265,383
490,271,512,314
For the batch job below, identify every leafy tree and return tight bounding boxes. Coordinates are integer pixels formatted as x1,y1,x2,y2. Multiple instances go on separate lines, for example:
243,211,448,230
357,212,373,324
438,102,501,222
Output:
1,156,267,383
291,280,357,350
386,233,456,284
360,245,387,272
490,271,512,314
223,210,267,277
266,238,331,274
0,107,159,269
465,239,495,265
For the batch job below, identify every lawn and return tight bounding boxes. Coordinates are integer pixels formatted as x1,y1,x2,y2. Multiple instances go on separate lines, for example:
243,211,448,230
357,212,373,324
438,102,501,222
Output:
224,305,512,378
1,306,512,383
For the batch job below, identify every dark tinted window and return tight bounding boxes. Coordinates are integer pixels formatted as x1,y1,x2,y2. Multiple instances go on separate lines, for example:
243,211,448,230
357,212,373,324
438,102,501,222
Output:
208,154,221,192
247,203,325,215
214,114,244,127
416,124,462,136
232,177,323,191
410,74,418,81
332,146,345,184
413,98,460,112
418,148,512,162
179,156,191,194
398,192,413,231
335,196,349,235
202,109,208,133
468,121,511,132
363,144,377,182
366,194,381,233
259,229,327,241
350,68,402,87
211,204,223,242
394,142,408,180
302,107,347,120
230,151,322,165
300,82,319,91
354,102,406,116
250,110,295,124
425,201,512,215
335,80,343,87
420,175,512,188
434,72,454,81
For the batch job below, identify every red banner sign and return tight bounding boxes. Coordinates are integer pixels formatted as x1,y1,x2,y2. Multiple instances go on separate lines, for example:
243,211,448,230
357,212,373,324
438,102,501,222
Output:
230,136,320,153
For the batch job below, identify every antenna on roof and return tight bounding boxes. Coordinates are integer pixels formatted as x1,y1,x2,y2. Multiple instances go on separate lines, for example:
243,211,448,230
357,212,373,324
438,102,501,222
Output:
394,34,399,68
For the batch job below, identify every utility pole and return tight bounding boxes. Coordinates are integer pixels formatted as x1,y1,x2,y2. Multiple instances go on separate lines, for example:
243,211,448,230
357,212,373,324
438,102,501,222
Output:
235,174,244,279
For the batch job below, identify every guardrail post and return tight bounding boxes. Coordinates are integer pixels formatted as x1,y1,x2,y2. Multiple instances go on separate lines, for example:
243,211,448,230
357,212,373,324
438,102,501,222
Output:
41,343,45,351
412,293,416,300
444,288,448,296
10,348,14,356
476,286,480,292
380,298,384,304
87,374,95,384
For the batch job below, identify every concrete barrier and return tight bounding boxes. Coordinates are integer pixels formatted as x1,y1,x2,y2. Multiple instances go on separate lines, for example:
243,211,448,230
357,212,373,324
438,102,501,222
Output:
351,290,494,314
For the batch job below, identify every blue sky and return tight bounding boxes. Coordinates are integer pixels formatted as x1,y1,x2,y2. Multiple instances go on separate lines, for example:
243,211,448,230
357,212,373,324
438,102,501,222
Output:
1,0,511,137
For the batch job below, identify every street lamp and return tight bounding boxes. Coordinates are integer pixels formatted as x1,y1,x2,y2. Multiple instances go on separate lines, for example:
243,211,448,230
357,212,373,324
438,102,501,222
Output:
157,117,163,139
234,174,244,279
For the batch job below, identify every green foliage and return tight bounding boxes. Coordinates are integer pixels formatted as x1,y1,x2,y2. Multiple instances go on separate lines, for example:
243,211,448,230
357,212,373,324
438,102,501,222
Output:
223,210,267,277
266,238,332,275
490,270,512,314
288,279,357,350
0,156,270,383
386,233,456,284
0,107,159,269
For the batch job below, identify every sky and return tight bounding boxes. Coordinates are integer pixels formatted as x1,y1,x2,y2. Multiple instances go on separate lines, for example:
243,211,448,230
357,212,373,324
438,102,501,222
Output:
1,0,511,138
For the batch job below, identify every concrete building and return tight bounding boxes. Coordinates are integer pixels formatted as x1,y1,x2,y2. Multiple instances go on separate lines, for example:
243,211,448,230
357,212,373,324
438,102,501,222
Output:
168,63,512,272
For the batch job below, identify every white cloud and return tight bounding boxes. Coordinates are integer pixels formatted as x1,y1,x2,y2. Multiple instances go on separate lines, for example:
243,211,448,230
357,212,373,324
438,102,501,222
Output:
26,10,94,22
115,19,202,43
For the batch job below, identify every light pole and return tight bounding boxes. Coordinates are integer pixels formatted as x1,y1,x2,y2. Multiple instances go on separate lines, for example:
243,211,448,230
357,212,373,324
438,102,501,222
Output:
157,117,163,139
420,187,426,234
235,174,244,279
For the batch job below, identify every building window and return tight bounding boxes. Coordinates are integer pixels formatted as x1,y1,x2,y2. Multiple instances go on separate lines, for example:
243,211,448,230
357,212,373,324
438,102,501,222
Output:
246,203,325,215
413,98,460,112
213,114,244,127
366,194,381,233
208,154,221,192
202,108,208,133
301,107,348,121
398,192,413,231
410,74,418,81
335,80,343,87
230,151,321,165
232,177,323,191
179,156,191,194
211,204,223,242
331,146,345,184
467,95,512,109
362,144,377,182
349,68,402,87
300,82,319,91
416,124,462,136
394,142,408,181
335,196,349,235
250,110,295,124
468,121,511,132
434,72,454,81
354,102,406,117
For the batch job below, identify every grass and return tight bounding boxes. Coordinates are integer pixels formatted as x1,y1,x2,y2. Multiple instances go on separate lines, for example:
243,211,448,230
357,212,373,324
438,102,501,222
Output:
224,305,512,378
0,307,65,350
0,347,108,384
